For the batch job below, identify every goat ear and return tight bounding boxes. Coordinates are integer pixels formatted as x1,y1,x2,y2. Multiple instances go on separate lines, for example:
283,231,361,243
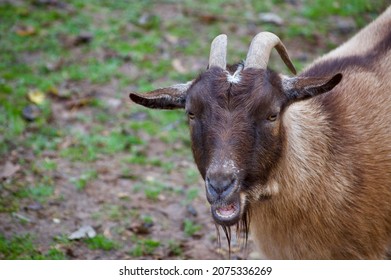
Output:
284,73,342,102
129,81,192,109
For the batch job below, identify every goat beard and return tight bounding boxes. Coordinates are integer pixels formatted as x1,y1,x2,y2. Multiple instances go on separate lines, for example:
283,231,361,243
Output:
215,208,251,258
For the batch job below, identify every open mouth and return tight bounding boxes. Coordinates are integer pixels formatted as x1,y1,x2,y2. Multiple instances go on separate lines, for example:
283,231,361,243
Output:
211,196,241,226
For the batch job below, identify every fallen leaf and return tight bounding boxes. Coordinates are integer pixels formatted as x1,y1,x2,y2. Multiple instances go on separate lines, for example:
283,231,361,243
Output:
45,58,65,71
117,192,129,199
258,12,284,26
182,9,222,24
65,97,93,109
48,86,71,99
172,59,188,74
68,225,96,240
47,87,59,96
164,34,179,45
0,161,20,180
136,13,161,30
128,221,153,235
12,212,31,223
106,98,121,109
27,89,45,105
15,26,36,36
198,14,220,24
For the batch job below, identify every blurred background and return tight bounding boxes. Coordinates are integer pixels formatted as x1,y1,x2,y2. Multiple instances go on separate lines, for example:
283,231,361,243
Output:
0,0,388,259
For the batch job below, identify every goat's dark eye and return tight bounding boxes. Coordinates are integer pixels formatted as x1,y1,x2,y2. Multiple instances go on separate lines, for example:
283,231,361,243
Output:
188,112,195,120
267,114,278,122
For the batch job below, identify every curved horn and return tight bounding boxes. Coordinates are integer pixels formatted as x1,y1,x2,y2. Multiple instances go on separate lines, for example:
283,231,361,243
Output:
208,34,227,70
244,32,296,74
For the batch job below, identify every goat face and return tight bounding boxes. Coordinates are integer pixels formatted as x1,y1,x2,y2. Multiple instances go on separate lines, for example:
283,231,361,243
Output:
185,66,288,227
129,33,342,233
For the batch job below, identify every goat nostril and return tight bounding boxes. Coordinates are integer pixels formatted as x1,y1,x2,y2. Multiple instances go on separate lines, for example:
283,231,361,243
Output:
206,175,236,196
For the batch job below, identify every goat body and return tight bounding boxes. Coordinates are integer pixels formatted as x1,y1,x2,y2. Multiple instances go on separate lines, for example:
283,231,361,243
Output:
129,6,391,259
251,8,391,259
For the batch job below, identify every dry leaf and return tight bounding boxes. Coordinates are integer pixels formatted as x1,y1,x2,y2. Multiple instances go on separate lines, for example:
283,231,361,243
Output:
27,89,45,105
172,59,188,74
16,26,36,36
65,98,92,109
0,161,20,180
164,34,179,45
68,225,96,240
12,212,31,223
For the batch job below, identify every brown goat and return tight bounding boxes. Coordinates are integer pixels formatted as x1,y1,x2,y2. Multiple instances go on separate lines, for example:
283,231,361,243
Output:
129,6,391,259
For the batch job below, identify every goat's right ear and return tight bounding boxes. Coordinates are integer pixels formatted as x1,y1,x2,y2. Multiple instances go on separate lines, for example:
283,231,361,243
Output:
283,73,343,102
129,81,193,110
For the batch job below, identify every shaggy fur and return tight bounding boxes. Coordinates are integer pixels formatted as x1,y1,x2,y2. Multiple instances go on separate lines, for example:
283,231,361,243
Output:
129,6,391,259
248,7,391,259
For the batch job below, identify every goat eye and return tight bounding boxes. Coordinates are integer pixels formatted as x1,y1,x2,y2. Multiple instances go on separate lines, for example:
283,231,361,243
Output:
267,114,278,122
187,112,195,120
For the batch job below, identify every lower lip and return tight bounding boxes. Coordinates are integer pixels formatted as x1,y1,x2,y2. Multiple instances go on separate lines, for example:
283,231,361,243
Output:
216,203,238,218
211,200,241,226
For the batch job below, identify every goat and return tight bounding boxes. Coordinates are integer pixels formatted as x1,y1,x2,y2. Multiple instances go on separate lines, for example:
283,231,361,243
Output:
129,6,391,259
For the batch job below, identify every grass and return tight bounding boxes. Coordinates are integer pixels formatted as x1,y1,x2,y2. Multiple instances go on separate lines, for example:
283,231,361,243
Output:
122,152,169,169
130,238,161,257
0,234,66,260
41,158,58,171
14,184,54,203
184,168,200,185
167,240,184,257
183,219,202,237
84,234,117,251
144,181,165,201
186,188,199,203
70,170,98,191
133,178,177,201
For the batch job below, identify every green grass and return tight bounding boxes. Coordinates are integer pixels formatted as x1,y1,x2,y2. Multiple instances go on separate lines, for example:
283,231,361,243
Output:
130,238,161,257
0,234,66,260
70,170,98,191
60,129,142,162
142,179,174,201
184,168,200,185
186,188,199,203
183,219,202,237
84,234,117,251
142,215,154,225
15,184,54,203
121,145,176,171
167,240,184,257
41,158,58,171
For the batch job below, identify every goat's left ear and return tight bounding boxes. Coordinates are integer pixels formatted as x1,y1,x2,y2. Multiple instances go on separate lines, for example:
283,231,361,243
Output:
283,73,342,102
129,81,193,110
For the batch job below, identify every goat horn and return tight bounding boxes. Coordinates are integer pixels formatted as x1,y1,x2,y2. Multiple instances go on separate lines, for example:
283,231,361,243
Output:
244,32,296,74
208,34,227,70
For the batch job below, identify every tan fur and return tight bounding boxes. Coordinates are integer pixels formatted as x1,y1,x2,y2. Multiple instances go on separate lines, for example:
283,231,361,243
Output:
249,7,391,259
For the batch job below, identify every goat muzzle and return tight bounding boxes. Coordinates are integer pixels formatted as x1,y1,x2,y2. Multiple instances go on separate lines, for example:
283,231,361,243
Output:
205,172,242,226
